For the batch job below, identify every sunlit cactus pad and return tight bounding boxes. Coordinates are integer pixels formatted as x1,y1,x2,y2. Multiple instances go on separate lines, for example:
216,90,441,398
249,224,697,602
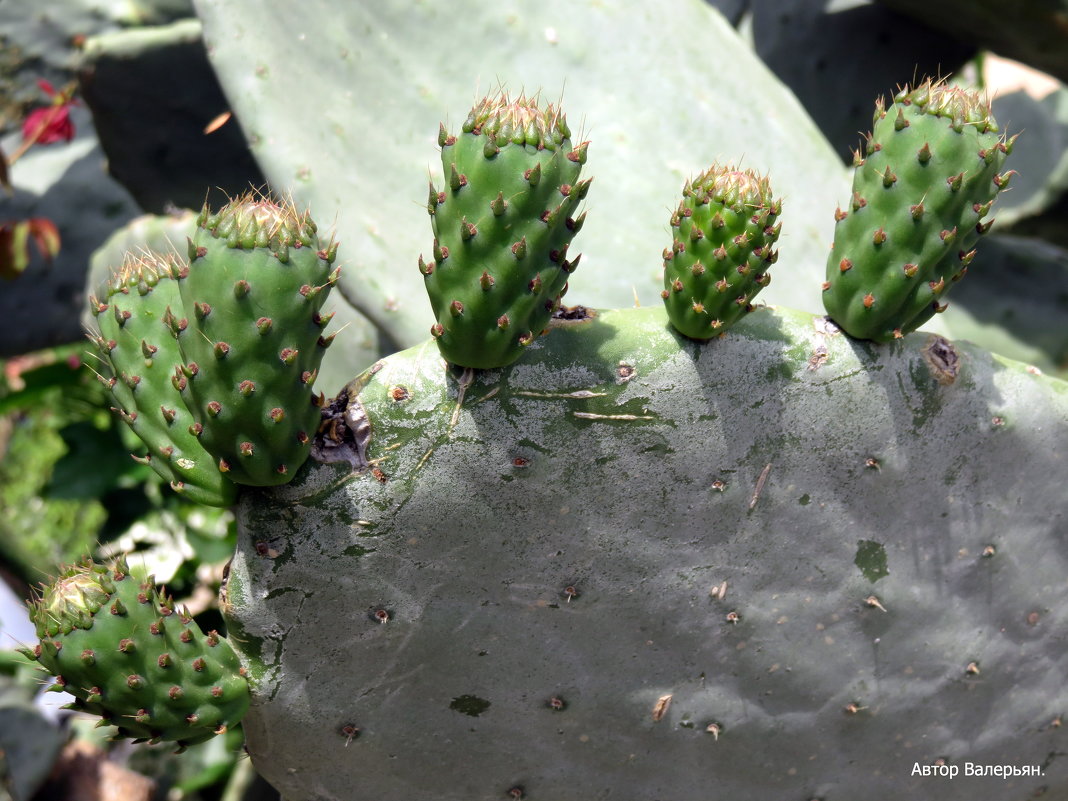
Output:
87,253,238,507
174,194,339,485
662,165,781,338
822,80,1014,341
421,92,591,368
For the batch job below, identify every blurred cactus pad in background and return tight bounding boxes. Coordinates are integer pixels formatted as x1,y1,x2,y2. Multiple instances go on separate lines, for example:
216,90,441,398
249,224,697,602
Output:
4,1,1068,801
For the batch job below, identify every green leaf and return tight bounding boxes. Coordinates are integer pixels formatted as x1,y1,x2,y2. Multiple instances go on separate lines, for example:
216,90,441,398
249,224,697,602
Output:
45,421,141,500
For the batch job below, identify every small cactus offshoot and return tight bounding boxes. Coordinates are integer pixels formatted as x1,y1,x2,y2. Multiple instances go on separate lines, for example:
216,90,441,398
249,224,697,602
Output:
175,193,340,485
661,165,781,339
87,253,238,508
420,91,592,369
822,79,1015,342
20,558,250,750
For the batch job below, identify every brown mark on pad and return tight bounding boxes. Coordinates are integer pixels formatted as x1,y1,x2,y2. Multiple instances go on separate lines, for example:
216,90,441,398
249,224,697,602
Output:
808,317,838,370
312,385,370,471
550,304,596,324
808,345,828,371
921,335,960,385
652,694,672,721
748,463,772,510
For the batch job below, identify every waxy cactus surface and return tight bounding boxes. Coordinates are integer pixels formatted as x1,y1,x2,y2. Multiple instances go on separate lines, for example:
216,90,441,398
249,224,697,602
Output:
661,165,781,339
88,253,238,507
62,60,1065,800
175,195,339,485
21,558,249,749
230,305,1068,801
421,93,591,369
822,80,1014,341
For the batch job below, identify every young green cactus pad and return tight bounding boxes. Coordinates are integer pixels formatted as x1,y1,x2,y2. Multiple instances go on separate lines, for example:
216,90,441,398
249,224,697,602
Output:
21,558,249,749
175,194,339,485
87,253,237,507
420,92,591,369
822,79,1015,341
231,305,1067,801
661,165,781,339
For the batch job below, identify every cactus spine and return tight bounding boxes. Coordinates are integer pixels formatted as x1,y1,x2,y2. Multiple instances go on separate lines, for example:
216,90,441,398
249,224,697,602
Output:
822,79,1015,341
661,165,781,339
421,92,591,369
175,194,339,485
21,558,249,749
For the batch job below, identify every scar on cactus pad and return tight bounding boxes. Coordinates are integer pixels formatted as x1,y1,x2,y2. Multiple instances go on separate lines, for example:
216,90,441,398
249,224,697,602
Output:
421,91,591,369
822,79,1016,342
87,252,238,508
661,165,781,340
20,558,250,750
175,193,340,486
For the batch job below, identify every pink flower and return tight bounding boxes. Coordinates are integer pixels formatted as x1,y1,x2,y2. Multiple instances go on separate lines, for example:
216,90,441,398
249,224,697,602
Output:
21,79,77,145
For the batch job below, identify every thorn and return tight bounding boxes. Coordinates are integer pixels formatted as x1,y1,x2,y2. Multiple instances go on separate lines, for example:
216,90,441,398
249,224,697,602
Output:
448,164,467,192
993,170,1017,189
864,595,887,612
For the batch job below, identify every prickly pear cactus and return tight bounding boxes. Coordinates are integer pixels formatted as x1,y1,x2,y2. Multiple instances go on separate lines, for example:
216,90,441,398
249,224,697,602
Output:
175,195,339,485
22,558,249,749
661,165,781,338
228,305,1068,801
87,253,237,507
822,80,1014,341
421,93,591,368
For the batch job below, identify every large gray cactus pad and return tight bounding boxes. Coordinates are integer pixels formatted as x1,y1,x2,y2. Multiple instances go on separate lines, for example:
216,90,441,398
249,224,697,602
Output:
227,306,1068,801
